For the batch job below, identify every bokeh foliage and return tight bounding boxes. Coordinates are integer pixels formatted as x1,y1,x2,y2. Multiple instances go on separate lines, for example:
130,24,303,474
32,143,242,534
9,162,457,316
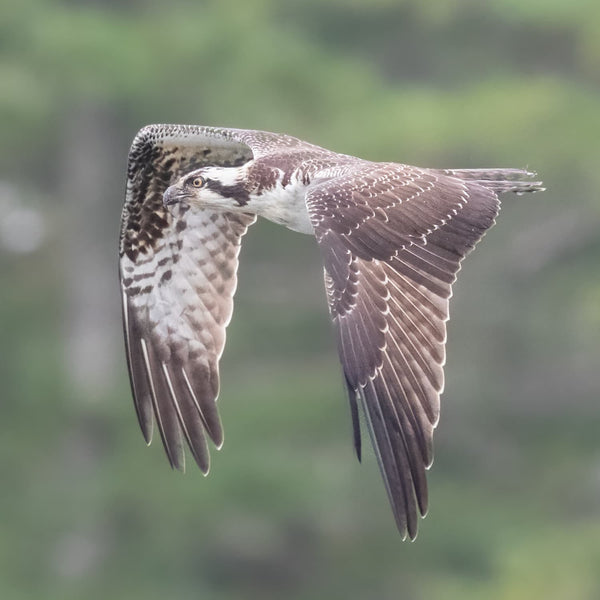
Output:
1,1,599,599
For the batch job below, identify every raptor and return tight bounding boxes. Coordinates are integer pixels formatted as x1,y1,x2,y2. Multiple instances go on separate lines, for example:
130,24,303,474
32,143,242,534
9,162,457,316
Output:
119,124,543,539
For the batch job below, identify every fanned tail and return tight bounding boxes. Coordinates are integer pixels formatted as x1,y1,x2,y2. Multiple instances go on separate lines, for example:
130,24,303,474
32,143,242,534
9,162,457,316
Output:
436,167,545,195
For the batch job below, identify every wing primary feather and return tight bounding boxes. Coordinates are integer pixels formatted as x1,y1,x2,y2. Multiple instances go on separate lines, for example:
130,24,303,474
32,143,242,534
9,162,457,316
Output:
381,344,435,467
181,365,224,448
139,338,185,470
375,368,429,517
360,379,414,540
181,366,224,449
368,374,421,538
121,292,154,443
343,373,362,461
161,363,210,473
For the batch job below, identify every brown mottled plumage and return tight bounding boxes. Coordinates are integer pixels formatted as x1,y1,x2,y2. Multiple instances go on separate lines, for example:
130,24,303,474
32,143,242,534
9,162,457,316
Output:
119,124,543,539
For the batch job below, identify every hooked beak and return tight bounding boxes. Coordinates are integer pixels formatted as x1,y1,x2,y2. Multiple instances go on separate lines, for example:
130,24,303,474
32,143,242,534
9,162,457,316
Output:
163,184,187,207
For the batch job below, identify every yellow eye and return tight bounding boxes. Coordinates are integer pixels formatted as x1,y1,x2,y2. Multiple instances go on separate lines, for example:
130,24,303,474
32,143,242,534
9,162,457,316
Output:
191,176,205,188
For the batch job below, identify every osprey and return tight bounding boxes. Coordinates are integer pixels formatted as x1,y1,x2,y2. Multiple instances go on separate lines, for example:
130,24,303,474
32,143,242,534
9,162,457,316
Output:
120,124,543,539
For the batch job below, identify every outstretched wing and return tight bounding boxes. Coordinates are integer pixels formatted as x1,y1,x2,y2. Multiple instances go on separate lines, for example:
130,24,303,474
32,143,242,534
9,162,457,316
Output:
307,162,509,539
119,125,256,472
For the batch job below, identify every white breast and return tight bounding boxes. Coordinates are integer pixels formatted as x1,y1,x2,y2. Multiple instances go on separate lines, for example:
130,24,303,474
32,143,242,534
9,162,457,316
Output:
250,176,314,235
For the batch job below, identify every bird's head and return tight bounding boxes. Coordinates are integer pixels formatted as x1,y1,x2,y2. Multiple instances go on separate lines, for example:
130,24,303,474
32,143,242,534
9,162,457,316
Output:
163,165,251,211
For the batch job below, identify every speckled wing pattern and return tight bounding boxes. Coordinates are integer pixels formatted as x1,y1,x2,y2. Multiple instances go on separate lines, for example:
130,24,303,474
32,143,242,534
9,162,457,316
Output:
119,125,259,473
307,163,505,540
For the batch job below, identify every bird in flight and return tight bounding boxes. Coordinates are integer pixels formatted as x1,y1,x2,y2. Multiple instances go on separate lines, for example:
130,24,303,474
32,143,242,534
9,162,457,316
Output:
119,124,543,539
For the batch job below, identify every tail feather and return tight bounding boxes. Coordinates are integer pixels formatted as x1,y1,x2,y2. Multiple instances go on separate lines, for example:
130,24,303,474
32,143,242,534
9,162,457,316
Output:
436,167,545,195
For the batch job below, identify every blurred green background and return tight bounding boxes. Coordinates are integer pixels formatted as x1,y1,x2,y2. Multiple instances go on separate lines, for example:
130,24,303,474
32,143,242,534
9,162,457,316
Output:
2,1,599,598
